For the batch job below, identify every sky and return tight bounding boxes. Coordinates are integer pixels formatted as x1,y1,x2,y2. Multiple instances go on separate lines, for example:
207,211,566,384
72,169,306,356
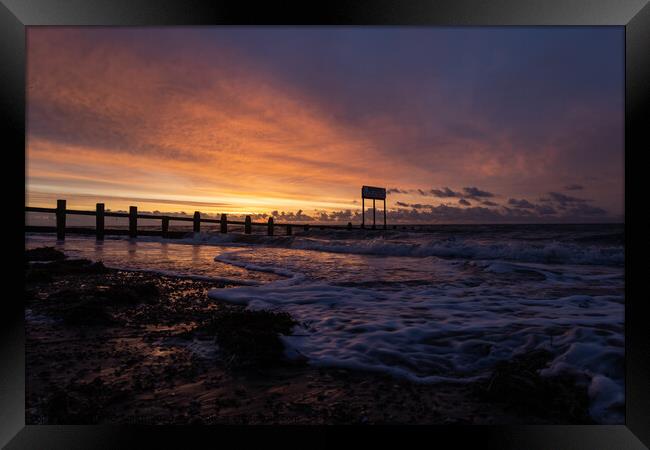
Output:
26,27,624,224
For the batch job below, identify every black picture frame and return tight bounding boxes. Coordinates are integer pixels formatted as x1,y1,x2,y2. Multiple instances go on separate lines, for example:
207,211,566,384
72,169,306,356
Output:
3,0,649,448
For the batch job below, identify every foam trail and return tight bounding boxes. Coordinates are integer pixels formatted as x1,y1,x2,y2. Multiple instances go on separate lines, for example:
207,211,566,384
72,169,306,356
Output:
214,250,304,285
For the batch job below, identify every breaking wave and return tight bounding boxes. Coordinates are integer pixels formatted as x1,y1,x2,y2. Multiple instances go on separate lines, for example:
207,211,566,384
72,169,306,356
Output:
179,231,624,266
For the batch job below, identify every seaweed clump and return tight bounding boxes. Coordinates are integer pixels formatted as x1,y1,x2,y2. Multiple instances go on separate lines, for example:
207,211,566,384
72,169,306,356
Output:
25,246,66,262
26,254,110,283
477,349,593,423
46,282,160,325
204,307,298,368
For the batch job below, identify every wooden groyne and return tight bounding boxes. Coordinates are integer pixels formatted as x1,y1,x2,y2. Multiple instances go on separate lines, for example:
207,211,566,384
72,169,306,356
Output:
25,199,378,241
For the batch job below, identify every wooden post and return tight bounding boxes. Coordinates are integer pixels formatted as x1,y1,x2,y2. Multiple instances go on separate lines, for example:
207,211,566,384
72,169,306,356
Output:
361,197,365,229
96,203,105,240
56,199,66,241
347,221,352,230
286,224,292,236
267,217,274,236
220,214,227,234
383,199,387,230
244,216,252,234
129,206,137,238
372,198,376,230
193,211,200,233
162,216,169,238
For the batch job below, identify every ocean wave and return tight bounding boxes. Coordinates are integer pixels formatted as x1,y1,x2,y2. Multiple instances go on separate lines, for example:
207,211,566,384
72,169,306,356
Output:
294,238,624,266
180,232,623,266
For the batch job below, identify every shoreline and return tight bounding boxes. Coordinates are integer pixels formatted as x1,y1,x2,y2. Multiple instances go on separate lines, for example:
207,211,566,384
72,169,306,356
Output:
25,247,595,424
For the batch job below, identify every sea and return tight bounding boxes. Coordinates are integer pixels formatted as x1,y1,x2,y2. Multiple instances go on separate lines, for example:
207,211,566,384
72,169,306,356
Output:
25,223,625,423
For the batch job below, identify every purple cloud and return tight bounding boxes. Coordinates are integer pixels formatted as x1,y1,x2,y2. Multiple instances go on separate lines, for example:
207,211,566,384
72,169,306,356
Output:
508,198,536,209
463,187,495,198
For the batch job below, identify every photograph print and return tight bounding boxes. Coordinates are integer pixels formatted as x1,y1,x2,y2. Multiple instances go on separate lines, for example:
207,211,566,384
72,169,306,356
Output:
25,26,624,425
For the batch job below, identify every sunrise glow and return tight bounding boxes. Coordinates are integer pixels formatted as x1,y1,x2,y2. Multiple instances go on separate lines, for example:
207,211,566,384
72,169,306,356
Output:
26,27,624,223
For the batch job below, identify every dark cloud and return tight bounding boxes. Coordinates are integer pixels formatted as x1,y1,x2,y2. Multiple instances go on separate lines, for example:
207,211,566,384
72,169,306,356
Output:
508,198,536,209
385,203,572,223
320,209,356,222
271,209,315,221
534,204,557,216
507,198,558,216
380,186,613,222
279,201,613,224
428,187,461,198
390,204,505,223
564,184,584,191
463,187,495,199
395,202,435,209
547,191,589,205
387,188,409,194
410,186,496,200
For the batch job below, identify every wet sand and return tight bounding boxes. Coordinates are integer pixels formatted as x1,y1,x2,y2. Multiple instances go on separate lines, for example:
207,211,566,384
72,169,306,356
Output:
25,248,593,424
